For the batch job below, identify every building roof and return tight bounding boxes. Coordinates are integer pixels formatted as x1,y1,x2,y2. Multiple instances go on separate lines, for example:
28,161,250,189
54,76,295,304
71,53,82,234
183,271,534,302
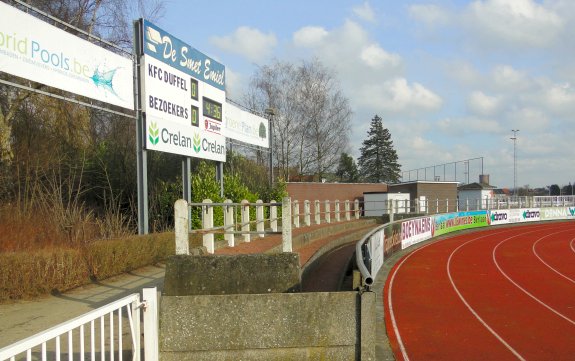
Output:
458,182,497,191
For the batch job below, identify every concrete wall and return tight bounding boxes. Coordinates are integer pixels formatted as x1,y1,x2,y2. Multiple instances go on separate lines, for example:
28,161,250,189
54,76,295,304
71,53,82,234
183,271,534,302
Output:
159,251,376,360
159,291,375,361
163,253,301,296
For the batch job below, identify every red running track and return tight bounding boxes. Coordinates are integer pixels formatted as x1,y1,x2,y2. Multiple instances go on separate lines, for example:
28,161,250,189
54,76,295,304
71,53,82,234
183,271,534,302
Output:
384,221,575,361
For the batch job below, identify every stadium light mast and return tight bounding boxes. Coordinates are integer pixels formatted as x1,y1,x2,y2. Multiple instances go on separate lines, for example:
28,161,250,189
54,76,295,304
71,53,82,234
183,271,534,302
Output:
510,129,519,196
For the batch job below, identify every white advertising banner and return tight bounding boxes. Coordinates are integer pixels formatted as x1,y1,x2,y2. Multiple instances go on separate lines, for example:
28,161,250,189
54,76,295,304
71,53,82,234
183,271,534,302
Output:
488,210,512,226
401,217,433,249
369,229,385,278
225,103,269,148
0,2,134,110
540,207,571,221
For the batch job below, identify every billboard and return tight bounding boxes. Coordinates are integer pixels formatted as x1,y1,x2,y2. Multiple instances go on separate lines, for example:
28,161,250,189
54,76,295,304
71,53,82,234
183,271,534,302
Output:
225,103,269,148
368,229,384,277
401,217,434,249
0,2,134,110
140,20,226,161
434,211,489,236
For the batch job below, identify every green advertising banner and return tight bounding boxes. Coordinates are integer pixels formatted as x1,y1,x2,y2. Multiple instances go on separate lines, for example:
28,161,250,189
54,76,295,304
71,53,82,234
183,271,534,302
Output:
433,211,489,236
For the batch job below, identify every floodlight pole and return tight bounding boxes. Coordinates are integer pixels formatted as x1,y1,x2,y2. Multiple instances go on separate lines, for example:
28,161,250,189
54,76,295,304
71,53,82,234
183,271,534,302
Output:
265,108,276,187
510,129,519,196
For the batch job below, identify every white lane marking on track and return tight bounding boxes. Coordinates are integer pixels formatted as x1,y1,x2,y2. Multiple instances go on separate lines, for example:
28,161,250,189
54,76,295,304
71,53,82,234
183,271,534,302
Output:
494,237,575,327
532,231,575,285
447,234,526,361
388,245,430,361
571,238,575,254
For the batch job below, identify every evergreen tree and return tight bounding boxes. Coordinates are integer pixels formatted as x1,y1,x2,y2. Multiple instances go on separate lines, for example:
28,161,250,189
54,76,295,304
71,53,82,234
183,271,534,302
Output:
336,153,359,183
358,115,401,183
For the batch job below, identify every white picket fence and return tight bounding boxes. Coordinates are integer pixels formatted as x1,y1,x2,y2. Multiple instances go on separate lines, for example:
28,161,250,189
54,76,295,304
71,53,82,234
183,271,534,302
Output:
0,288,159,361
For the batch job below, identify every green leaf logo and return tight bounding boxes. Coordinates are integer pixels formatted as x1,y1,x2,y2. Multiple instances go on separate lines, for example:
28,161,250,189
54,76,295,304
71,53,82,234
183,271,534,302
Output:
148,122,159,145
193,133,201,153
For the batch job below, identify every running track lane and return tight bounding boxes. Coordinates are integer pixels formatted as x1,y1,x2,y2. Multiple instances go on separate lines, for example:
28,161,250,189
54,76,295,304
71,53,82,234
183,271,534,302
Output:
385,222,575,361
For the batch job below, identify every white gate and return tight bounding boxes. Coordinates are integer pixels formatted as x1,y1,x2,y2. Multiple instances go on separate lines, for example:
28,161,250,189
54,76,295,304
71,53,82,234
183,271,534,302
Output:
0,288,158,361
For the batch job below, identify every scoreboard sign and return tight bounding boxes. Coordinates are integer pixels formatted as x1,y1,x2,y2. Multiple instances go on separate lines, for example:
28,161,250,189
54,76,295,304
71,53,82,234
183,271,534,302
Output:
140,20,226,161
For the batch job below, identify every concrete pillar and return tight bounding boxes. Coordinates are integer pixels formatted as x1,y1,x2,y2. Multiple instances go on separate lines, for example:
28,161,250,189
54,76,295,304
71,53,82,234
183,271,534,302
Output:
325,200,331,223
241,200,250,243
354,199,360,219
270,200,278,232
224,199,235,247
174,199,189,255
315,200,321,225
282,197,292,252
256,200,264,238
304,200,311,226
293,200,300,228
335,200,340,222
202,199,214,253
345,201,351,221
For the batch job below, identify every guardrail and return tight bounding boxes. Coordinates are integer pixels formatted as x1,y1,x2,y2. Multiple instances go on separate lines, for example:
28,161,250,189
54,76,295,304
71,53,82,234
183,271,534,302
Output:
355,196,575,290
0,288,159,361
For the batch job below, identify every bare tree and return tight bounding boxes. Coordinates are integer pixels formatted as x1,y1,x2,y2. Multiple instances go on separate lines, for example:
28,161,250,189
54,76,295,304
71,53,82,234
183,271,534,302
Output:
246,59,352,181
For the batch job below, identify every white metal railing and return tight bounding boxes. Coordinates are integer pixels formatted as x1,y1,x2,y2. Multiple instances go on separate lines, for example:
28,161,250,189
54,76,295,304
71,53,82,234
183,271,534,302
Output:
361,195,575,217
355,195,575,290
0,288,159,361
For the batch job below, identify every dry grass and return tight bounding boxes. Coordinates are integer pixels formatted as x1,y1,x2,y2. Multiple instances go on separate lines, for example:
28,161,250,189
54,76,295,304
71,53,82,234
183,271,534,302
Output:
0,204,177,302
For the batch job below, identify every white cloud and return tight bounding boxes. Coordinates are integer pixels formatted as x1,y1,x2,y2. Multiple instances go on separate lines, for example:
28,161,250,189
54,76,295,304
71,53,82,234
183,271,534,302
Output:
211,26,277,62
491,65,530,90
542,83,575,114
467,91,501,115
408,4,450,27
507,107,550,131
438,116,502,135
358,78,442,113
353,2,376,23
293,26,328,47
360,44,402,69
465,0,564,47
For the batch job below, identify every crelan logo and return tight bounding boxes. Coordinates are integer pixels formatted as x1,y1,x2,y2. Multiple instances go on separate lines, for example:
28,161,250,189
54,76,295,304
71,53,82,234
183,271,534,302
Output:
148,122,159,145
193,133,201,153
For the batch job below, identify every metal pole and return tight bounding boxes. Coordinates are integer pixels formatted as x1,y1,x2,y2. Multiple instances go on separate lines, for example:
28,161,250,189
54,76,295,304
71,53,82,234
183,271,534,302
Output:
511,129,519,196
182,157,191,203
134,20,148,234
265,108,275,187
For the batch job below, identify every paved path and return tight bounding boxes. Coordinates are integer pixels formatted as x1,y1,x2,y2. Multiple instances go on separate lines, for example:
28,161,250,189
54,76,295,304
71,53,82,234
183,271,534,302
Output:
0,220,376,349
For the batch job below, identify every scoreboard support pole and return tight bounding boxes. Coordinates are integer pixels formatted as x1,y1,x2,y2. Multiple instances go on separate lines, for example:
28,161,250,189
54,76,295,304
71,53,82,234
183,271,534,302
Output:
134,19,149,234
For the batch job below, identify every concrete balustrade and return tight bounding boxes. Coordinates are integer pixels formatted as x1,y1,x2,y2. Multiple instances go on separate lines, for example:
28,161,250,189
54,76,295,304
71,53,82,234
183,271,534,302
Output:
176,197,365,255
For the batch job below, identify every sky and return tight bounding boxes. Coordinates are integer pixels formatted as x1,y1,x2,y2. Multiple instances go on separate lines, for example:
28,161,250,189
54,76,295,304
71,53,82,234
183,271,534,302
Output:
157,0,575,190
